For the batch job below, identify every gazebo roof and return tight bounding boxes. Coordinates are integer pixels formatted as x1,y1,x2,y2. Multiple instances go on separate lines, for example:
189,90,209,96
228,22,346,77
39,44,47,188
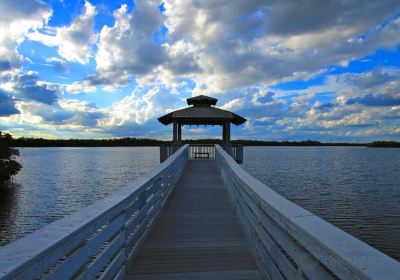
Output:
158,95,246,126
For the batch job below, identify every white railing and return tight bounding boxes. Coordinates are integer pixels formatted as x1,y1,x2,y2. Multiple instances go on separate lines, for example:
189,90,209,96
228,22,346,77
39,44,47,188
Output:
0,145,189,280
215,145,400,280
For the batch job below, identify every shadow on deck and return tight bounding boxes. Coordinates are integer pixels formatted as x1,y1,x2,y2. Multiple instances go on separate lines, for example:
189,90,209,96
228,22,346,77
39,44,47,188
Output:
127,160,261,279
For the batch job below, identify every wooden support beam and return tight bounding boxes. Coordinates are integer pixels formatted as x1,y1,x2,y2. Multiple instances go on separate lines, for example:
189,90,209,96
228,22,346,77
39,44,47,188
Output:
177,123,182,141
222,124,226,143
173,122,178,142
224,121,231,144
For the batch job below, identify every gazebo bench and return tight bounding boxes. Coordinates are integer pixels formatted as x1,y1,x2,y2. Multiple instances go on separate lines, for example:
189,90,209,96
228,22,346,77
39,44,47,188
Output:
195,152,210,159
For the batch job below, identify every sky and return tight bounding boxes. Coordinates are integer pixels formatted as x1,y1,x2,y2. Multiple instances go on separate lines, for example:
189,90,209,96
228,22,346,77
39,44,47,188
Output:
0,0,399,142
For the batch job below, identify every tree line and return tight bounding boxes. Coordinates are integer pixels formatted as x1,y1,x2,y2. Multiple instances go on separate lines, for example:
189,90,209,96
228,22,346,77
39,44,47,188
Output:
12,137,394,147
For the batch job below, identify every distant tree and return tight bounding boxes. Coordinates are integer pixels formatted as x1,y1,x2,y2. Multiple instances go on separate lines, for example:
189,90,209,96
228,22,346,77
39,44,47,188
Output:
0,132,22,183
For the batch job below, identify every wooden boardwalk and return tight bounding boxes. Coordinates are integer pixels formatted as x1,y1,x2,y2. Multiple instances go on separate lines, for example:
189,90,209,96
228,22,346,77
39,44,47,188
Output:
127,160,261,279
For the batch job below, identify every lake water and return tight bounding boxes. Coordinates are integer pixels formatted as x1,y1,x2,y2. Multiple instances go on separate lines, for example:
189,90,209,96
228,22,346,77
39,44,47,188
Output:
242,146,400,261
0,146,399,261
0,147,159,246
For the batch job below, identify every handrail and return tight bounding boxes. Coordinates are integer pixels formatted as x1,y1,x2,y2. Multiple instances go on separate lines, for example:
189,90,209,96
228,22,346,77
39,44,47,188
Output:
0,145,189,280
215,145,400,280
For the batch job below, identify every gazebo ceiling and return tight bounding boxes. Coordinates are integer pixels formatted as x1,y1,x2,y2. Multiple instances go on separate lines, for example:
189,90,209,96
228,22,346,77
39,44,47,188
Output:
158,95,246,126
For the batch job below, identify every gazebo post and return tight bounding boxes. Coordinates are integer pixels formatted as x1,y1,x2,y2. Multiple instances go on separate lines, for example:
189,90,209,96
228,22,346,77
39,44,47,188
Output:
173,122,178,142
178,123,182,142
222,124,226,143
224,121,231,145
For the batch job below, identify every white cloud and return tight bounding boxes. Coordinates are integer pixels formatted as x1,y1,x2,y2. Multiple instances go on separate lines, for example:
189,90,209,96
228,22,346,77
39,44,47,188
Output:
102,86,181,127
28,1,96,64
93,1,164,87
64,81,97,94
0,0,51,72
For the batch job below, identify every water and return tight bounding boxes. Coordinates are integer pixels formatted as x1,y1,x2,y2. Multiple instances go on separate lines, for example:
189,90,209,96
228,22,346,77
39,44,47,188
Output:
0,147,159,246
242,146,400,261
1,146,399,262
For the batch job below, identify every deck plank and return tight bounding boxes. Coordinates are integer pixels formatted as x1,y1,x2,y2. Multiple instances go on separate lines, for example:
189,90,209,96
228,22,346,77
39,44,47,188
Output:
127,160,261,280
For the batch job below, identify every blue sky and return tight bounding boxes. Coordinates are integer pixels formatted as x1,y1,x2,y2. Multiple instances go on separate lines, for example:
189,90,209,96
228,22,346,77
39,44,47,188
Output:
0,0,399,142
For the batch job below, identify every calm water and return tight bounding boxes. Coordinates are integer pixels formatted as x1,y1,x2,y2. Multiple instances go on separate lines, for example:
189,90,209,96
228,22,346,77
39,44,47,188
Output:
0,146,399,261
242,146,400,261
0,147,159,246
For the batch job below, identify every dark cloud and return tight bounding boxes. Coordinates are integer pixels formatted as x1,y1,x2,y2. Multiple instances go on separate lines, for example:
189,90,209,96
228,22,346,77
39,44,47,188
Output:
265,1,400,35
315,103,335,112
0,60,11,71
11,73,59,105
347,94,400,106
346,69,397,89
0,89,19,116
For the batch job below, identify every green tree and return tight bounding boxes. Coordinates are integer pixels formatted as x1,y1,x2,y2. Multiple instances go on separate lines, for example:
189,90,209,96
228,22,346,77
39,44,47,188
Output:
0,132,22,183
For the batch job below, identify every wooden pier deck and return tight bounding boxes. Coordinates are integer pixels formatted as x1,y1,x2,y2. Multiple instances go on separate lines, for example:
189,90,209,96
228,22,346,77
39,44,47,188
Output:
127,160,261,279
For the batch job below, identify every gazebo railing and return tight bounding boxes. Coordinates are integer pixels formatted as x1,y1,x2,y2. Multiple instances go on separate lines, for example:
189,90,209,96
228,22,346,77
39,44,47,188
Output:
221,144,243,164
161,143,243,163
160,143,183,162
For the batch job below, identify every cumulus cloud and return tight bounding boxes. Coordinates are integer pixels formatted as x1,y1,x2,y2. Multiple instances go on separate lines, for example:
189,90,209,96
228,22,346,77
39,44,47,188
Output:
9,72,59,104
83,0,400,94
102,86,181,127
7,98,106,132
28,1,96,64
92,0,164,87
0,0,51,73
125,0,397,95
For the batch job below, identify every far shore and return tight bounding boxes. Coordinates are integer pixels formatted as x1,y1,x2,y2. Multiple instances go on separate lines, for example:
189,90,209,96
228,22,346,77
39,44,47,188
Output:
10,137,400,148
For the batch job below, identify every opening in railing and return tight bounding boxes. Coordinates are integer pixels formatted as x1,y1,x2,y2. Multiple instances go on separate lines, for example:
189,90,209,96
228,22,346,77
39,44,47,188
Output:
189,144,215,160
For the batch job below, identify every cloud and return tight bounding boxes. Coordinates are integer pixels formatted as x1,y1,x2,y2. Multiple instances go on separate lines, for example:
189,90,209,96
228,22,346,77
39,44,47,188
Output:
0,89,20,116
158,0,400,94
64,80,97,94
102,85,181,127
9,72,59,105
0,0,51,72
92,1,164,87
28,1,96,64
46,57,68,73
14,98,106,128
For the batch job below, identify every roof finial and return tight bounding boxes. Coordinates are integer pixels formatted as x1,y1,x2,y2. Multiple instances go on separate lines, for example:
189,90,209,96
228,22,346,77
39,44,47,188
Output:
187,95,218,107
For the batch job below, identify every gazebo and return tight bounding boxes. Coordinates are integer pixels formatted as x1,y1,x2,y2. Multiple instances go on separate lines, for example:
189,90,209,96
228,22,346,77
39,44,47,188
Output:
158,95,246,144
158,95,246,162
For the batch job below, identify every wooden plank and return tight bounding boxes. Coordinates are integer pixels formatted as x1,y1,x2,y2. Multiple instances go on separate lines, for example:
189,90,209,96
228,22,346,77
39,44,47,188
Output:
127,160,261,279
